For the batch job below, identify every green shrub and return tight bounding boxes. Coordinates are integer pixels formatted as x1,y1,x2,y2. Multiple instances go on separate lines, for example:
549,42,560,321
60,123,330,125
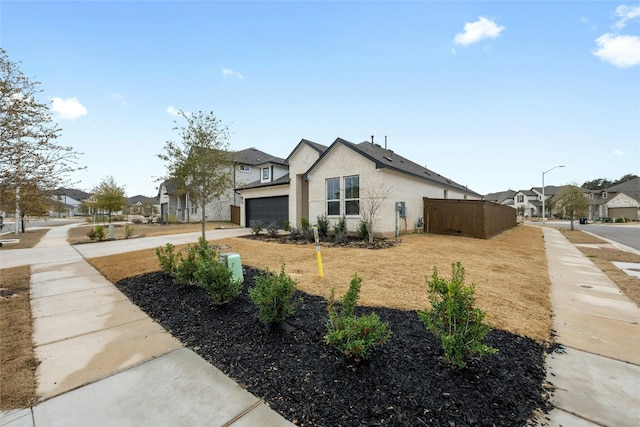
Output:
356,219,368,240
325,273,391,362
316,214,329,239
300,217,310,232
250,219,264,235
283,220,291,232
288,226,303,240
194,255,241,305
156,243,179,275
333,215,348,244
418,262,498,369
249,263,300,325
87,225,105,241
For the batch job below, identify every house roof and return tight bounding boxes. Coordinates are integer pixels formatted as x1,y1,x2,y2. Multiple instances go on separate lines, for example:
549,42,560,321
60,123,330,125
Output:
305,138,481,197
605,177,640,202
532,185,566,196
157,178,182,197
483,190,516,204
285,139,328,163
127,195,158,205
236,174,290,191
51,188,91,201
234,147,286,167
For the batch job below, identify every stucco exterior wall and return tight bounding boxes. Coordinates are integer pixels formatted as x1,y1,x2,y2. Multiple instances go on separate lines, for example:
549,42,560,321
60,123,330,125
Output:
288,144,323,226
306,144,478,237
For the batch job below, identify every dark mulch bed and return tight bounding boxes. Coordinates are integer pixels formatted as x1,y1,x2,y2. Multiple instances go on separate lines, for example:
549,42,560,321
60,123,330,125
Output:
241,233,401,250
115,268,552,426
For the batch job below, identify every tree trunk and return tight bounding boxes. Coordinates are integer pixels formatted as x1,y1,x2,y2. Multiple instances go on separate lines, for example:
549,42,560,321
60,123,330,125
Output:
201,202,206,241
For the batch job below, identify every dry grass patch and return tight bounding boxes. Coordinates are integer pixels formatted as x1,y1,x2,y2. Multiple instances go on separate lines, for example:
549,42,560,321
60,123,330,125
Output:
0,228,49,250
0,266,38,410
67,221,239,244
560,229,640,307
89,224,551,342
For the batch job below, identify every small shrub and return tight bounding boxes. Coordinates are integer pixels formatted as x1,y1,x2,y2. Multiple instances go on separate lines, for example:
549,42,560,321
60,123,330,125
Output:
333,215,347,235
266,221,279,237
250,219,264,235
615,217,629,223
418,262,498,369
249,263,300,325
289,226,303,240
356,220,368,241
283,220,291,232
300,217,310,232
87,225,105,241
124,223,134,239
156,243,179,275
303,226,315,243
334,229,347,244
325,273,391,362
194,255,241,305
316,214,329,239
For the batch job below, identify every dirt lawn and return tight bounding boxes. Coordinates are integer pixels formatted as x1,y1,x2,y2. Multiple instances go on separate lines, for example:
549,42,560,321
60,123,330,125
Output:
89,224,552,342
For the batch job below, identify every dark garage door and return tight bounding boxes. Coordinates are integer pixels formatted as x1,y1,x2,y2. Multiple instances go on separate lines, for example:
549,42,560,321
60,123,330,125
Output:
246,196,289,228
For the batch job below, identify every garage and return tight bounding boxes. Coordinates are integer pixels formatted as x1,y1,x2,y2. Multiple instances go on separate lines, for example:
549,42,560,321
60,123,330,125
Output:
608,207,638,221
246,196,289,228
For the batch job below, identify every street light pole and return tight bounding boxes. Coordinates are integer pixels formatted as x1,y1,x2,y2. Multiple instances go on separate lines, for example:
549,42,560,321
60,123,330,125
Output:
542,165,565,225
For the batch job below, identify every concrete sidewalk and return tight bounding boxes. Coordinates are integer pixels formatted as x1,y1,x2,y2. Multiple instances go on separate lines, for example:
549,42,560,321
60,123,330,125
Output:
539,227,640,427
1,224,294,427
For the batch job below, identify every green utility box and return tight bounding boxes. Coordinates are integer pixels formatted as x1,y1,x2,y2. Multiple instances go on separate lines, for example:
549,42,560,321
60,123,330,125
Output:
219,252,243,283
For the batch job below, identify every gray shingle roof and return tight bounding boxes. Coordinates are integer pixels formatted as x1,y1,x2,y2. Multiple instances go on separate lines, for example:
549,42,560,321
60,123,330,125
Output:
605,177,640,202
236,174,290,190
305,138,481,197
484,190,516,204
234,147,286,167
51,188,91,201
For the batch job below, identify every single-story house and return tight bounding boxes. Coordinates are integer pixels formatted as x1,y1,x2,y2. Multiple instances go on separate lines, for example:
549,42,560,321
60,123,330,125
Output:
585,177,640,221
237,137,481,237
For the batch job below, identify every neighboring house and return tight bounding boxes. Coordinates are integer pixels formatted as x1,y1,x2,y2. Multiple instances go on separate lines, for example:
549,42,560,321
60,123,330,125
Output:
158,147,287,224
585,177,640,221
238,137,481,237
50,188,91,217
486,186,566,218
125,195,158,217
483,190,517,207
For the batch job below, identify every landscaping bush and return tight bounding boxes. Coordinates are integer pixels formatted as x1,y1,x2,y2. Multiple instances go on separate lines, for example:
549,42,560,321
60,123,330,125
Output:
333,215,348,244
156,243,179,276
283,220,291,232
87,225,105,241
124,223,134,239
325,273,391,363
300,217,310,232
266,221,279,237
288,226,303,241
357,219,368,241
250,219,264,235
418,262,498,369
194,255,241,305
249,263,300,326
316,214,329,239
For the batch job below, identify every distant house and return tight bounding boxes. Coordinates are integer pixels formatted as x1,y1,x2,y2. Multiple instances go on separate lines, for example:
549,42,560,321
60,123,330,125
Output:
585,177,640,221
50,188,91,217
125,195,158,217
237,137,481,237
484,185,566,218
158,147,287,224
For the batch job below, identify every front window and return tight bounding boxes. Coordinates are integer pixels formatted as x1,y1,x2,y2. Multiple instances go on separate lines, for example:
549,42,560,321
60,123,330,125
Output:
344,175,360,215
262,167,270,180
517,195,524,203
602,191,607,199
326,178,340,216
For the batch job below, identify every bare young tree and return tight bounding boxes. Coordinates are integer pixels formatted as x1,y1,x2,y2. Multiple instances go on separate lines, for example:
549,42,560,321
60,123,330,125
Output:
158,110,234,240
360,184,393,244
0,48,83,232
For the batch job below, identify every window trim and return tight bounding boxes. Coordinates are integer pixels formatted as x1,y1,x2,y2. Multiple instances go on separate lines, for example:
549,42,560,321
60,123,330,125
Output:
262,167,270,181
344,175,360,216
326,177,340,216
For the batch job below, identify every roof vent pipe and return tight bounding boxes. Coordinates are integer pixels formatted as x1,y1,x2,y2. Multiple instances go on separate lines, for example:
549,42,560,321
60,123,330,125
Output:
385,135,387,150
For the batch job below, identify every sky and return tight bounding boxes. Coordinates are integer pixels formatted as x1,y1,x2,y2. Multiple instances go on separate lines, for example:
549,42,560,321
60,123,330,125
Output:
1,0,639,197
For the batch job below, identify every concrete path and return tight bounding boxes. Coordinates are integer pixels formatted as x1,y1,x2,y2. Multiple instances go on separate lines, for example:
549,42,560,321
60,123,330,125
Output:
539,227,640,427
0,224,294,427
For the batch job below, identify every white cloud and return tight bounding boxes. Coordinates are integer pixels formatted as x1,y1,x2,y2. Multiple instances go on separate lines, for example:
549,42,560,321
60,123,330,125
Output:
51,97,87,120
166,105,181,116
613,149,624,156
111,92,128,107
222,67,244,80
592,33,640,67
613,4,640,29
453,16,505,46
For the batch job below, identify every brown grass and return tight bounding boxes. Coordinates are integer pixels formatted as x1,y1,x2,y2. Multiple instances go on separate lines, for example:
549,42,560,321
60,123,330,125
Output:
67,221,239,244
560,229,640,307
0,229,50,250
89,225,552,342
0,266,38,409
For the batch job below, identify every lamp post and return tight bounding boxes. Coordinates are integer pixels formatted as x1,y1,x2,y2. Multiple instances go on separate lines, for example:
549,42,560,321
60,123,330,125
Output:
542,165,565,224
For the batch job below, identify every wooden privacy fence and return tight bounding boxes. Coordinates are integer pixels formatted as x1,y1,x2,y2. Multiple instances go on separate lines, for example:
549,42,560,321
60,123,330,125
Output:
230,205,241,225
423,198,517,239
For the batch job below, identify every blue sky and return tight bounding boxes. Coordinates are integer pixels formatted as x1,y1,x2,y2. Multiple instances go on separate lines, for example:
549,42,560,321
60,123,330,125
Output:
2,1,639,197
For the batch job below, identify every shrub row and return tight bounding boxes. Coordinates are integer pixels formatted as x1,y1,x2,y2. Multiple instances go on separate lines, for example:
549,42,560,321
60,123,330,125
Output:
155,243,497,369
